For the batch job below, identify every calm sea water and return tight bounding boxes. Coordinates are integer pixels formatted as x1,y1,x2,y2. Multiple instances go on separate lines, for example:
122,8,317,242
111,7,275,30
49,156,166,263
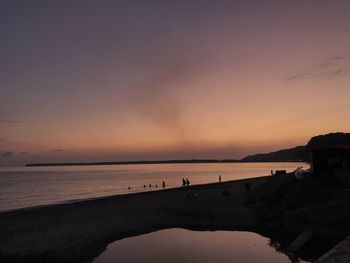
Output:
0,162,308,212
93,229,309,263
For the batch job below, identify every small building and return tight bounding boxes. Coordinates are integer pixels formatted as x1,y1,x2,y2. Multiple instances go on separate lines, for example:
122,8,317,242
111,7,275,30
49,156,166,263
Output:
311,146,350,180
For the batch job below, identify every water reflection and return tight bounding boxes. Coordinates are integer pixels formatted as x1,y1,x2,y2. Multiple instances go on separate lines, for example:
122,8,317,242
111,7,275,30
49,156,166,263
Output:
93,229,309,263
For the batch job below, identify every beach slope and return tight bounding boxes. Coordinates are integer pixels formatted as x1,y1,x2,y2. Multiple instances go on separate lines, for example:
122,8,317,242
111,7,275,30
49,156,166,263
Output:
0,177,267,263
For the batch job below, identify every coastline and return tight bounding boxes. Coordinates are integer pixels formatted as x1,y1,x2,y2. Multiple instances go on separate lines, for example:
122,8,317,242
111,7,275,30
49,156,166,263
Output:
25,159,306,167
0,174,346,263
1,162,309,213
0,176,269,263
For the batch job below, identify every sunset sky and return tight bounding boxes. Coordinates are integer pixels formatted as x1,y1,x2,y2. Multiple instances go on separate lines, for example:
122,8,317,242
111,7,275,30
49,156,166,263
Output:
1,1,350,165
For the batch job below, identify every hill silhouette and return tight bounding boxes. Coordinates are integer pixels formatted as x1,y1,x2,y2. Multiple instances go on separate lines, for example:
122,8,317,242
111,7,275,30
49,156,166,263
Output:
241,132,350,162
26,132,350,167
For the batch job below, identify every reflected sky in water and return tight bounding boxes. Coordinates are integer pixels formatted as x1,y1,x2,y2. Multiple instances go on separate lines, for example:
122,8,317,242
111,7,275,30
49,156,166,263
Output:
93,229,309,263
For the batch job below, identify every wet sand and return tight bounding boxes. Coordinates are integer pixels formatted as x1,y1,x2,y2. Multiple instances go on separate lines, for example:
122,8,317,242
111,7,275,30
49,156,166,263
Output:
0,176,268,263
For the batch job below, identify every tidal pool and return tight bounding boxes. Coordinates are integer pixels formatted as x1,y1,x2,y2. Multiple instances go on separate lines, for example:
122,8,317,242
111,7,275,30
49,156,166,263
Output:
93,229,309,263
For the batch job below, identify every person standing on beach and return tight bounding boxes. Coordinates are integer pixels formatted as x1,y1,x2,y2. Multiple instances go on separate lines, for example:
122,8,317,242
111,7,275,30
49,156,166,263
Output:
182,178,186,187
186,178,190,186
219,175,222,183
162,181,165,188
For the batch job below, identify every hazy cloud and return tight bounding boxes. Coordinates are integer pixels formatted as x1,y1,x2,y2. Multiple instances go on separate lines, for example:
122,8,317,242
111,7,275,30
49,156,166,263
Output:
0,138,12,148
286,73,311,81
129,59,203,139
324,56,344,61
50,149,65,152
286,55,350,81
321,67,350,79
0,151,13,157
0,119,32,124
0,110,33,124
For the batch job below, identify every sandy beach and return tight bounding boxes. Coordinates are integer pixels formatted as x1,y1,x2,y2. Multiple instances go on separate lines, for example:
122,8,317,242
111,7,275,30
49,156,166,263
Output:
0,176,270,263
3,1,350,261
2,172,348,263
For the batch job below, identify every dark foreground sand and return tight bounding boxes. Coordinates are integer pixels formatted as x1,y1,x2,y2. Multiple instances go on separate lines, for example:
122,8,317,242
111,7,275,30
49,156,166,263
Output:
2,174,347,263
0,176,269,263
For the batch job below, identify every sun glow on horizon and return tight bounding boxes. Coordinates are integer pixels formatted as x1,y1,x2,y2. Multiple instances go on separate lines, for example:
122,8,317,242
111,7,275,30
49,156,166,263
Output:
1,1,350,165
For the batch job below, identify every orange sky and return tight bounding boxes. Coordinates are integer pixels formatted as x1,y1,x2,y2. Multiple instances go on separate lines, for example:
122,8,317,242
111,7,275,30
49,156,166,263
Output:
1,1,350,165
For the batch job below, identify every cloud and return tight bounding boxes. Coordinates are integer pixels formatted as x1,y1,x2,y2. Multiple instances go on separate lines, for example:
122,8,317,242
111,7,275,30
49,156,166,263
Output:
0,138,13,148
0,151,13,157
0,119,32,124
50,149,65,152
0,111,33,124
286,55,350,82
128,60,202,139
324,56,344,61
321,67,350,79
313,56,345,68
286,73,311,81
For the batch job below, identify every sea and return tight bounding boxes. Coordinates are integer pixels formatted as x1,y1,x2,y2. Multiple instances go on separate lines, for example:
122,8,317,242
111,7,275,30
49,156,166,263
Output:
0,162,308,212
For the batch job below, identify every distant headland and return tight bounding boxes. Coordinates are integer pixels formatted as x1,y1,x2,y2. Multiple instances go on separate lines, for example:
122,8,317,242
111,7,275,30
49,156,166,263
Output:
26,132,350,167
242,132,350,162
25,159,240,167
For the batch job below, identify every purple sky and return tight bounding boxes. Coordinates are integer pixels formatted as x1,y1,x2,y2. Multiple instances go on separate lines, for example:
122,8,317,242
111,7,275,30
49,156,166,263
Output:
1,1,350,165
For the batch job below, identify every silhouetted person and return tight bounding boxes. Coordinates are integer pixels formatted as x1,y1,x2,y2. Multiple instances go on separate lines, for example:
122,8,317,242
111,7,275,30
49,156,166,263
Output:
149,184,152,188
186,178,190,186
155,184,158,188
219,175,222,183
182,178,186,187
271,170,273,175
162,181,165,188
144,184,146,188
128,186,131,190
